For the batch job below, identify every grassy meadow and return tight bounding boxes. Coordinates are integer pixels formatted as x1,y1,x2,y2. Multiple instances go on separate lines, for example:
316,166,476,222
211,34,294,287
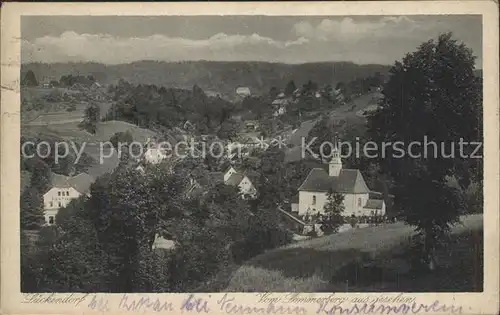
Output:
222,215,483,292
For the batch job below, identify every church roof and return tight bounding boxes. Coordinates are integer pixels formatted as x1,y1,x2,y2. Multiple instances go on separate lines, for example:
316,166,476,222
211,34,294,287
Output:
297,168,370,194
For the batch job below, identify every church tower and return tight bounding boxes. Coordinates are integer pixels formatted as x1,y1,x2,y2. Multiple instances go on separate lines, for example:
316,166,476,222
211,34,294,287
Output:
328,141,342,177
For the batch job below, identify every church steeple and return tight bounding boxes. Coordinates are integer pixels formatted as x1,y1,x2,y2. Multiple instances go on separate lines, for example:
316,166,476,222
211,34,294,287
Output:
329,140,342,177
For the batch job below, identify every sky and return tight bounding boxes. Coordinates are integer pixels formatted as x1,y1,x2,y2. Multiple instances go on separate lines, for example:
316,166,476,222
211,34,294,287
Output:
21,15,482,67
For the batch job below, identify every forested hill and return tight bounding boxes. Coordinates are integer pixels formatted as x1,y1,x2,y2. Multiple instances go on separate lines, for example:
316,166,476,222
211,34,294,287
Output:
22,61,392,95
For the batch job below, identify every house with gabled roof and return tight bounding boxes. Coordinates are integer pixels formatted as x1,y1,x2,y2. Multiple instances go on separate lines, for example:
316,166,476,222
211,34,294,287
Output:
223,166,257,199
42,172,94,225
293,143,386,218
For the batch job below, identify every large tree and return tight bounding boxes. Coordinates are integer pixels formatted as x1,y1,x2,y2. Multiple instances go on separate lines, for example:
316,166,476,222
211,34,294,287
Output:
321,190,345,234
83,103,101,134
367,33,482,270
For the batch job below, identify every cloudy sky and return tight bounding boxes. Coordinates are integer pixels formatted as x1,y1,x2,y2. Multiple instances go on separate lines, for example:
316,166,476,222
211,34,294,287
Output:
22,15,482,67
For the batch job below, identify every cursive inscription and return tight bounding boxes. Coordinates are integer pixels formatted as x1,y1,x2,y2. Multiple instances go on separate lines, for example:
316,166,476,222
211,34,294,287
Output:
180,294,210,313
316,300,463,315
217,294,307,315
118,294,174,312
22,293,89,306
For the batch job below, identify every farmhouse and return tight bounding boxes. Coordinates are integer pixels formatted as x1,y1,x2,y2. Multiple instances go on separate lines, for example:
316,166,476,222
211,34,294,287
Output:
224,166,258,199
292,143,386,218
42,172,94,225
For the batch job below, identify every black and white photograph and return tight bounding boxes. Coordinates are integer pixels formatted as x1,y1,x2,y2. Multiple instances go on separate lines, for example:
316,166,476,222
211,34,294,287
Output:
2,4,497,313
16,13,486,294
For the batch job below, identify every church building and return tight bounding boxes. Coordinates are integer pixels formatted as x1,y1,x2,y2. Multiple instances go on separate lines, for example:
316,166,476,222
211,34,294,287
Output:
292,143,386,218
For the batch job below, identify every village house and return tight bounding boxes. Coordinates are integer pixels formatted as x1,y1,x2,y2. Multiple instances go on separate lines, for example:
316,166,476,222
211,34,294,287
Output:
42,172,94,225
187,166,258,200
143,145,170,165
292,144,386,218
245,120,260,131
223,166,258,199
236,87,251,98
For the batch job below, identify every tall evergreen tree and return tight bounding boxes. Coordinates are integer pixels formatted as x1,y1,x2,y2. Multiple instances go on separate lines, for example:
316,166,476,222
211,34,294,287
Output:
284,80,297,96
22,70,39,87
29,160,51,193
20,188,46,230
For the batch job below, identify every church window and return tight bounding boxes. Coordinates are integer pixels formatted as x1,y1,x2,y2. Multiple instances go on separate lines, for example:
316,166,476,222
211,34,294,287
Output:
58,191,61,196
49,216,54,225
312,196,316,205
358,198,362,207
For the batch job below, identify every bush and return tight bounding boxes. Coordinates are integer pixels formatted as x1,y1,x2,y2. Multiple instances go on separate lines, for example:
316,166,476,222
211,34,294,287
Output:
231,227,293,264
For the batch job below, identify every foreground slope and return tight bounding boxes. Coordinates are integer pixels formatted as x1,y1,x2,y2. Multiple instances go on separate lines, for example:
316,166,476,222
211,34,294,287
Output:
224,215,483,292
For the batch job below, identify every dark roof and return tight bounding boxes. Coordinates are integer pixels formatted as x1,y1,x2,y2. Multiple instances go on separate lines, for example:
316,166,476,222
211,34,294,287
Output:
49,172,95,194
297,168,370,194
245,170,260,185
364,199,384,210
226,172,245,186
197,172,224,187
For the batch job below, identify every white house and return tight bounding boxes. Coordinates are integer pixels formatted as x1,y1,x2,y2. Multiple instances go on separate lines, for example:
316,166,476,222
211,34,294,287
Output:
223,166,257,199
144,147,169,164
292,145,386,218
142,138,171,165
43,173,94,225
236,87,251,97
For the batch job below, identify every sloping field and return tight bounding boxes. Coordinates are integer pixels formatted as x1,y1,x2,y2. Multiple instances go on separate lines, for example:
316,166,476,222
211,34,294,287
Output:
22,120,158,178
23,120,157,143
224,215,483,292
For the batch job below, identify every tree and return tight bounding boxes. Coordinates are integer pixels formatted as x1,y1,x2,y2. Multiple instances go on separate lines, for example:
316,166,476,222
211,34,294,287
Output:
42,218,109,292
285,80,297,96
321,190,345,234
269,86,279,99
29,159,51,193
84,164,186,292
22,70,38,87
217,118,240,140
20,188,46,230
55,198,86,229
306,115,338,160
83,103,101,134
110,131,134,150
367,33,482,270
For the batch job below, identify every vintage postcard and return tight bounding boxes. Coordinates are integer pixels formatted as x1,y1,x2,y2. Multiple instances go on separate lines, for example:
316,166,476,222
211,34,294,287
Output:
1,1,499,315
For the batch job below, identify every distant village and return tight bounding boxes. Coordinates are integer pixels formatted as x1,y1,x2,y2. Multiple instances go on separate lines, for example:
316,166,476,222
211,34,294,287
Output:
21,69,392,250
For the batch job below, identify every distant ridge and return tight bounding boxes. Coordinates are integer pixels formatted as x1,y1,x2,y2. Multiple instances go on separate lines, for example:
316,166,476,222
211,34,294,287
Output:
21,60,392,95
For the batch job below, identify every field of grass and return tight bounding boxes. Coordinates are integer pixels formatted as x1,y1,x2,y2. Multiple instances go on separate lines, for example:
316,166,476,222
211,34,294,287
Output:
22,120,158,178
223,215,483,292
